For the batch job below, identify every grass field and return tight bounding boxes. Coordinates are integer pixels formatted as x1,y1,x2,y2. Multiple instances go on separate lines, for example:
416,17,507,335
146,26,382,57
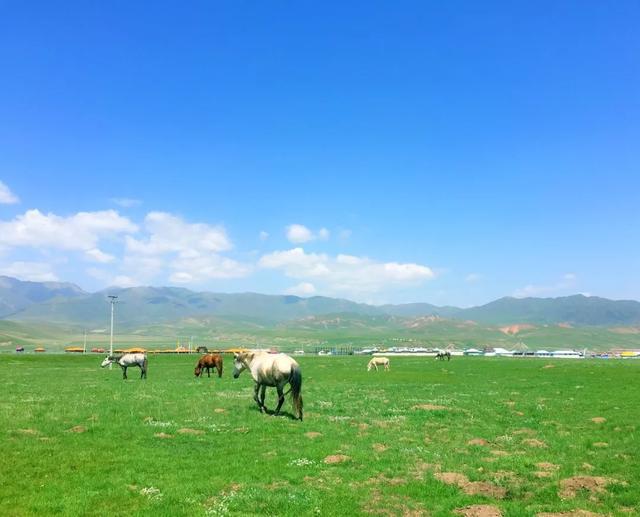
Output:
1,355,638,516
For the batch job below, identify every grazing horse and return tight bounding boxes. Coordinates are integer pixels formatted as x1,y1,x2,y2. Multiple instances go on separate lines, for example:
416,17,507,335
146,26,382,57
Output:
232,351,303,421
101,353,148,379
435,351,451,361
194,354,223,378
367,357,390,371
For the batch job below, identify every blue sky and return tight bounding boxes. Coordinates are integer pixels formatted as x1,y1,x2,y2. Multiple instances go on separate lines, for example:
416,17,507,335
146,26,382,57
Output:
0,1,638,306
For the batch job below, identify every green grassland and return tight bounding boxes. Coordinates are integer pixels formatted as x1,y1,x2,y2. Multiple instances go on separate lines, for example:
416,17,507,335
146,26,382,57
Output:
1,355,638,516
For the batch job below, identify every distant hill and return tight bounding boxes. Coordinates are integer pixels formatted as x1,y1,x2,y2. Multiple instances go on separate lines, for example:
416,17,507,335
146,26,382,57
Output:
1,276,639,328
458,295,640,326
0,276,86,318
7,285,384,329
379,302,462,318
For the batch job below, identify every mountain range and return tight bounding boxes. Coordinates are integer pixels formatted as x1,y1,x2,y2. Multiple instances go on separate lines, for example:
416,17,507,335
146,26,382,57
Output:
1,275,639,329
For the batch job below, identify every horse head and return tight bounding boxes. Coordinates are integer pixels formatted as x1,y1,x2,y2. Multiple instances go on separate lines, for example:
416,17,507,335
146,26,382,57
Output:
194,365,201,377
100,356,113,368
232,351,254,378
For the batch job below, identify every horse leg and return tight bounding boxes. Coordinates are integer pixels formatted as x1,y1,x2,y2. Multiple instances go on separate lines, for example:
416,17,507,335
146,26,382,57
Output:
274,384,285,416
259,385,267,412
207,366,210,378
254,383,265,413
122,366,127,380
217,363,223,378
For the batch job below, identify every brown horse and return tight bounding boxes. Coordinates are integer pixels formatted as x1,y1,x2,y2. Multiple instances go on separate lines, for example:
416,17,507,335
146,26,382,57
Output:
195,354,223,378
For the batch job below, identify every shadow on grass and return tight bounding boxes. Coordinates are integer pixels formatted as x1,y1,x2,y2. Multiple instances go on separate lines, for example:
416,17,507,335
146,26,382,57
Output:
247,405,300,421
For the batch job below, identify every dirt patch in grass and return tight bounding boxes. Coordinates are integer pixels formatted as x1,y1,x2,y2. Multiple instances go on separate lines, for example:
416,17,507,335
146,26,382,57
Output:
464,481,507,498
491,471,518,482
214,408,226,413
590,417,606,424
592,442,608,448
581,463,595,471
534,471,554,478
454,505,502,517
435,472,507,498
68,425,86,433
324,454,350,464
542,364,555,369
372,443,388,452
305,432,322,439
522,439,547,448
436,472,468,485
362,489,427,516
412,404,447,410
537,511,603,517
559,476,613,499
411,461,439,480
489,450,510,457
177,428,205,435
154,432,173,439
467,438,489,446
536,462,559,471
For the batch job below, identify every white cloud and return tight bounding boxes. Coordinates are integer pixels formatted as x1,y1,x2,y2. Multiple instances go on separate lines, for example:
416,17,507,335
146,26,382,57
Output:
87,267,143,288
170,254,252,283
126,212,231,255
0,209,136,268
259,247,434,298
286,282,316,296
85,248,115,263
513,273,578,298
112,275,139,287
110,197,142,208
286,224,314,243
0,181,19,204
259,231,269,241
123,212,250,285
285,224,331,243
0,261,58,281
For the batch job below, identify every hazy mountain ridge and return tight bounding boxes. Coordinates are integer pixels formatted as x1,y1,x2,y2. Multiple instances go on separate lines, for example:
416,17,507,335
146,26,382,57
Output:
1,276,639,328
0,276,87,318
460,295,640,326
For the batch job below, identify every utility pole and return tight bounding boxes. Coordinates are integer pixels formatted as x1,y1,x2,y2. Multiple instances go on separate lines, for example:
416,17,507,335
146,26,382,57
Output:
83,329,87,354
108,295,118,369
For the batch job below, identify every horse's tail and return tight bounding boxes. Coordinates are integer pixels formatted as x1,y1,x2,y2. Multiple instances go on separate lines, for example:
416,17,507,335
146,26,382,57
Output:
217,356,223,378
289,365,303,421
143,356,148,378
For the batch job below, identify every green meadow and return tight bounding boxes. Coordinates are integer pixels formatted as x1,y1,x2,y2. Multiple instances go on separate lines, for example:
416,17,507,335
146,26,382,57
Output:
1,354,638,516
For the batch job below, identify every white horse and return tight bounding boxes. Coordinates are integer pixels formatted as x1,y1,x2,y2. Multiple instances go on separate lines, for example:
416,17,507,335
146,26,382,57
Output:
367,357,390,372
233,351,303,420
101,353,148,379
